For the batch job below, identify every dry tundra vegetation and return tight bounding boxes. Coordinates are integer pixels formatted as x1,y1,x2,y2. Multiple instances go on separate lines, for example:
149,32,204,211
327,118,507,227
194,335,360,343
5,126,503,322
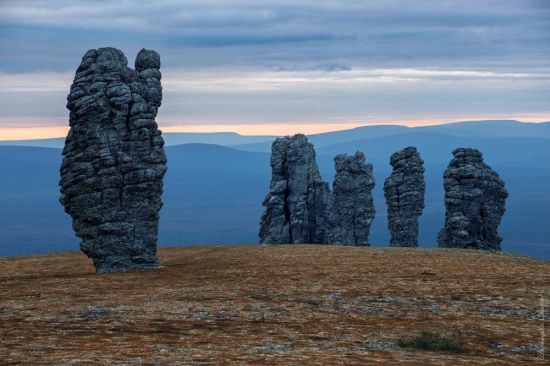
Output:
0,245,548,365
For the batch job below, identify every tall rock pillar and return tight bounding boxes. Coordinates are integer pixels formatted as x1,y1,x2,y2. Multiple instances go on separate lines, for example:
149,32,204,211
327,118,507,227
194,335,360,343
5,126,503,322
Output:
383,147,425,247
438,148,508,251
60,48,167,273
326,152,375,245
259,134,330,244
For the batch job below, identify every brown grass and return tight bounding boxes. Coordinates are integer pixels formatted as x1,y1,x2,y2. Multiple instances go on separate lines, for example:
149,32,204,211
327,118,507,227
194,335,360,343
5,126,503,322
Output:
0,245,548,365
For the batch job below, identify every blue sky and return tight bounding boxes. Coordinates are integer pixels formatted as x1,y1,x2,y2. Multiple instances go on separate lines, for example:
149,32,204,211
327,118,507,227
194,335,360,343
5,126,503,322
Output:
0,0,549,137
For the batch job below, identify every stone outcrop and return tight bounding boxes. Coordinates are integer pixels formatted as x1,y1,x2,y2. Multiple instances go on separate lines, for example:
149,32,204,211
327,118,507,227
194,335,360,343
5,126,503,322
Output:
383,147,425,247
60,47,167,273
437,148,508,251
259,134,330,244
326,152,375,245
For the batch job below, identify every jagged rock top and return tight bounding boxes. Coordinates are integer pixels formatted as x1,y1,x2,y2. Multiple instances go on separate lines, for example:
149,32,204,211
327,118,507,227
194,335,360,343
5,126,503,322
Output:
389,146,424,170
334,151,371,177
135,49,161,71
60,47,167,273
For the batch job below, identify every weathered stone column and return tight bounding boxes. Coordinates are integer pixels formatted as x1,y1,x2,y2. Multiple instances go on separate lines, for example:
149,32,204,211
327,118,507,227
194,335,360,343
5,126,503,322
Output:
60,47,167,273
383,147,425,247
326,152,375,245
438,148,508,251
259,134,330,244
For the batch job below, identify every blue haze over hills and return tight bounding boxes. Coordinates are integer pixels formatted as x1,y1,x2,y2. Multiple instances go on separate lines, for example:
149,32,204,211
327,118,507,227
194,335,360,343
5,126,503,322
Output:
0,120,549,260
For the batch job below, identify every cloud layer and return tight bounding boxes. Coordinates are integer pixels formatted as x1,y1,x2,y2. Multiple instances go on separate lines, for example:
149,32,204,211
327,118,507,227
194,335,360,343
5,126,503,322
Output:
0,0,549,133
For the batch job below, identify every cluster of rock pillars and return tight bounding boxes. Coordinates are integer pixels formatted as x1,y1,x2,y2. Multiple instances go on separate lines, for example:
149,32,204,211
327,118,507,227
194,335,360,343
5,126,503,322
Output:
259,134,508,252
60,48,508,273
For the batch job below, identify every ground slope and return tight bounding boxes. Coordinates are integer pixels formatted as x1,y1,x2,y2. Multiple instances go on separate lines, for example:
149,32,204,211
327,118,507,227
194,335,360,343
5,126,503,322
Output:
0,246,548,365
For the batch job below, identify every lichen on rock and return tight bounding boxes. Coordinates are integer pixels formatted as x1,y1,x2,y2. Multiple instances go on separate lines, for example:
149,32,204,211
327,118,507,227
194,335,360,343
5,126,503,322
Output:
60,47,167,273
437,148,508,251
383,146,425,247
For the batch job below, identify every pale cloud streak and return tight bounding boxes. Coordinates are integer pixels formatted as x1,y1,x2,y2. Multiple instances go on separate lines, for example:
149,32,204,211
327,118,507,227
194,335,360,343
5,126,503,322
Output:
0,0,549,136
0,71,73,92
1,68,548,93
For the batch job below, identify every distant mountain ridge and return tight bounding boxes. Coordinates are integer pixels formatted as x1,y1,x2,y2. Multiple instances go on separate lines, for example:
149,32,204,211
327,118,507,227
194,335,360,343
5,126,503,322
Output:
1,120,549,150
0,119,549,259
231,120,550,152
0,131,275,148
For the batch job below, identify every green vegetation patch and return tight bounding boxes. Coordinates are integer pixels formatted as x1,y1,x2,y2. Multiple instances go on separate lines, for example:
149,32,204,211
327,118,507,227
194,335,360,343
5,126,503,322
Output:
398,331,463,352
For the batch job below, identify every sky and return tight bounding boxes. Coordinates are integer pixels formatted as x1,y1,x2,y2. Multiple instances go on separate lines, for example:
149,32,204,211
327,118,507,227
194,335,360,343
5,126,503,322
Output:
0,0,549,139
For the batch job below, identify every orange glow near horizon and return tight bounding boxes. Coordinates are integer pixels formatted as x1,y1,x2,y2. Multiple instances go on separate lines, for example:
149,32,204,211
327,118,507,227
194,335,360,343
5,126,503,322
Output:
0,126,70,141
0,114,549,141
160,122,368,136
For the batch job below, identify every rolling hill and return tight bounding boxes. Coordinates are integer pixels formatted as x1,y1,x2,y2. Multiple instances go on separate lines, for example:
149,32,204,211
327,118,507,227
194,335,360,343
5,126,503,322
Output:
0,132,275,149
0,123,549,259
230,120,550,152
2,120,549,151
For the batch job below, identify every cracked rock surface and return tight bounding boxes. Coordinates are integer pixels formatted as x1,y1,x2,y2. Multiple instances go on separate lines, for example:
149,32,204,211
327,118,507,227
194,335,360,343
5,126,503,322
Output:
438,148,508,251
326,152,375,245
383,147,425,247
259,134,329,244
60,47,167,273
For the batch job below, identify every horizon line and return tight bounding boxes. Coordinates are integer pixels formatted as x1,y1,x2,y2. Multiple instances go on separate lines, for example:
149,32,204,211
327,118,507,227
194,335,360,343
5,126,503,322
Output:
0,116,549,141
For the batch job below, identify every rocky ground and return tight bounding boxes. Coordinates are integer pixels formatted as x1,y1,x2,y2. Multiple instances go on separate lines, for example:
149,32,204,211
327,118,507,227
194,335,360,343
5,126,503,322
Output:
0,245,548,365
